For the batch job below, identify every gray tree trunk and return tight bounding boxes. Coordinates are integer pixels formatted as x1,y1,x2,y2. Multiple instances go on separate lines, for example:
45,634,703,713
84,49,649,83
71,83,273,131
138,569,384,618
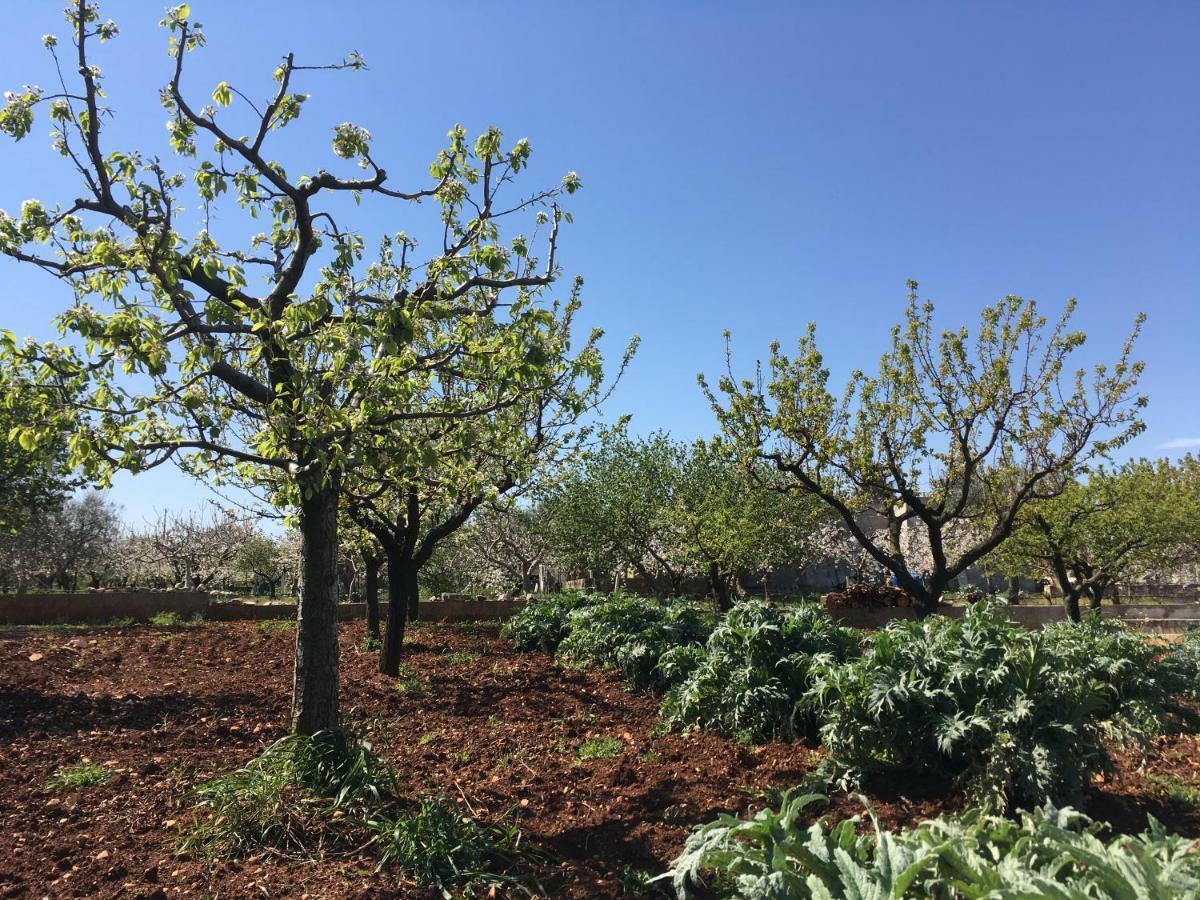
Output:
291,477,341,735
1063,590,1083,622
379,547,411,677
364,556,381,639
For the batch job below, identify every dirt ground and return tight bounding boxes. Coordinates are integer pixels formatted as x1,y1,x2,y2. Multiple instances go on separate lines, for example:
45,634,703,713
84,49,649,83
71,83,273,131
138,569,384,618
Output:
1,620,1197,898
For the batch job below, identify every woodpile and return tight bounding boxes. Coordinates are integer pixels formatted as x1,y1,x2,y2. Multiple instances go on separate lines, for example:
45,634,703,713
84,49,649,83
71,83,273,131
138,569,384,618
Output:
822,583,913,610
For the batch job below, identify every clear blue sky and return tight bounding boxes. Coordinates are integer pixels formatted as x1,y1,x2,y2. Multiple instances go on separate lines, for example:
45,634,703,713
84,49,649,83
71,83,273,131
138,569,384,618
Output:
0,1,1197,526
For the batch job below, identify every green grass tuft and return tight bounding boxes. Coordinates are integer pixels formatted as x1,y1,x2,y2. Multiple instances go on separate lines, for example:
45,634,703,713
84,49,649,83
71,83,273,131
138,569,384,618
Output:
359,633,382,652
178,729,534,895
47,761,113,790
576,736,623,761
1148,774,1200,810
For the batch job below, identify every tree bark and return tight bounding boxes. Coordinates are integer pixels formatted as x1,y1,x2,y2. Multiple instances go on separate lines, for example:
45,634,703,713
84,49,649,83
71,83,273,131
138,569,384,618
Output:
709,562,733,612
1006,576,1021,605
1063,590,1083,622
291,476,341,735
900,571,940,617
364,555,381,639
379,546,411,677
406,563,419,621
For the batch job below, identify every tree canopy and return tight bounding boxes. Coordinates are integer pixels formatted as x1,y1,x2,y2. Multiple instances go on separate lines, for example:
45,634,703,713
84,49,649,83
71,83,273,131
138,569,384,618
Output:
993,458,1200,620
0,364,79,532
0,1,593,732
705,284,1147,613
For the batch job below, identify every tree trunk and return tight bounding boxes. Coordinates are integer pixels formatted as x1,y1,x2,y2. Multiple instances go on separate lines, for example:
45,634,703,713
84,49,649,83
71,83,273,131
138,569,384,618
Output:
379,548,411,677
292,476,341,735
901,570,940,617
709,562,733,612
364,556,381,639
1063,590,1083,623
668,571,683,598
407,564,420,622
1006,576,1021,605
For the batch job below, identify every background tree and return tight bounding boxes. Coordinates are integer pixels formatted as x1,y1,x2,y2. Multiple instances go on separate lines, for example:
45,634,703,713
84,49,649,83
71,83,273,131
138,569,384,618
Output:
43,492,122,589
705,286,1146,614
145,508,254,588
0,3,584,731
667,439,826,609
232,530,293,598
992,458,1200,621
0,491,120,590
343,289,627,675
0,365,79,532
458,503,557,596
542,428,688,593
337,517,383,638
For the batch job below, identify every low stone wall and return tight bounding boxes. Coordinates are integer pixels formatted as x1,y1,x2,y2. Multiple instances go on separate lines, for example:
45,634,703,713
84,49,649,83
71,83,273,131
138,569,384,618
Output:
828,603,1200,633
0,592,529,627
0,591,210,625
1119,584,1200,602
206,598,528,623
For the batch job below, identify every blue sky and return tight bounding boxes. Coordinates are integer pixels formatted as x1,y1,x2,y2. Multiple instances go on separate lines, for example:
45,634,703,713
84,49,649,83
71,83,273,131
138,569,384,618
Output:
0,1,1197,525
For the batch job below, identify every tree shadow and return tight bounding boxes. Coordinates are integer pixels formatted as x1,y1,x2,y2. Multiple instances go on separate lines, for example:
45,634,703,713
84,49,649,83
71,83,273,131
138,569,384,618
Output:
0,687,272,740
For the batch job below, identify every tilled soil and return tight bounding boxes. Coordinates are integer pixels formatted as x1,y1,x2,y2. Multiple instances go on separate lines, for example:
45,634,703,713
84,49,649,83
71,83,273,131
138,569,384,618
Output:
0,620,1196,898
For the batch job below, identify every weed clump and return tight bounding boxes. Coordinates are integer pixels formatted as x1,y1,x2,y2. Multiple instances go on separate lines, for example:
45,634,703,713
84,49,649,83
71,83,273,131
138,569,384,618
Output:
179,729,534,895
575,736,622,761
46,760,113,790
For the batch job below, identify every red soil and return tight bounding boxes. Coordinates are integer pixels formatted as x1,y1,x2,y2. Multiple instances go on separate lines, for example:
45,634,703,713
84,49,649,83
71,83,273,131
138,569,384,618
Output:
0,620,1195,898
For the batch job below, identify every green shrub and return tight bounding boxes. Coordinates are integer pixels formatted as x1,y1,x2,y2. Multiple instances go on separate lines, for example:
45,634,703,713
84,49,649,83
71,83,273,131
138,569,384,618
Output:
179,729,531,895
807,601,1179,809
659,601,860,742
501,590,604,652
1040,611,1187,738
359,633,382,653
664,790,1200,899
1165,626,1200,697
555,594,712,690
150,610,184,626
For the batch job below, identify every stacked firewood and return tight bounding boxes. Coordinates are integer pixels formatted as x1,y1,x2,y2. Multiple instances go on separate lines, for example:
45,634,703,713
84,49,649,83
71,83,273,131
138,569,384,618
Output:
821,583,913,609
